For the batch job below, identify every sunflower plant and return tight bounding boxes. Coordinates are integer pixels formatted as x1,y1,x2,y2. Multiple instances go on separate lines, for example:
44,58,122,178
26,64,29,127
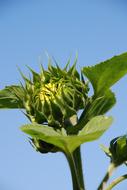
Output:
1,52,127,190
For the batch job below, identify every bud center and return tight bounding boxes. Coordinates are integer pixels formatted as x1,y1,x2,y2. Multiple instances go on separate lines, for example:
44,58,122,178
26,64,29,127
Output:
39,83,58,102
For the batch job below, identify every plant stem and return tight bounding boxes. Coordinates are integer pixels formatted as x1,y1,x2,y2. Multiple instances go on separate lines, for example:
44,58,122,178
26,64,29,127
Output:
97,162,116,190
64,148,85,190
105,174,127,190
73,147,85,190
66,116,85,189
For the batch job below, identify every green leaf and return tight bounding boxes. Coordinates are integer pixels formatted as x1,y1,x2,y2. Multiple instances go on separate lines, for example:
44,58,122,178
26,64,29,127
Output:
78,116,113,138
68,90,115,134
98,90,116,114
82,52,127,96
0,86,24,109
86,90,116,118
21,115,113,153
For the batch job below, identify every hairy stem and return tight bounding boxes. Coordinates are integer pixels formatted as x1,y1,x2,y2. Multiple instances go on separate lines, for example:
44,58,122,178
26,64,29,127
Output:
73,147,85,190
97,162,116,190
64,148,85,190
105,174,127,190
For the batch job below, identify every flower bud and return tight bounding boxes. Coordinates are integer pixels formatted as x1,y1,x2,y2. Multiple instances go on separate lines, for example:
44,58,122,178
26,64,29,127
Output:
5,59,89,154
109,135,127,166
18,60,89,129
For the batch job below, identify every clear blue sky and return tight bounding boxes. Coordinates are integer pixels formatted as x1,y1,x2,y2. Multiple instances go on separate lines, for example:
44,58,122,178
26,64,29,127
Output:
0,1,127,190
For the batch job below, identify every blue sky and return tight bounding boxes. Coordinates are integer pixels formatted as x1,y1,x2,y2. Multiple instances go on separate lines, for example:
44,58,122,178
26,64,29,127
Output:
0,1,127,190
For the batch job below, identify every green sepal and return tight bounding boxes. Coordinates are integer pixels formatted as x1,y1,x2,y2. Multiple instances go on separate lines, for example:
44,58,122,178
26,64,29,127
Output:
54,95,76,118
0,86,24,109
18,68,32,86
100,144,112,157
49,101,63,123
61,88,73,107
26,66,41,84
67,56,80,79
41,70,50,83
30,138,59,153
64,57,71,71
48,63,58,77
41,98,51,118
33,109,46,124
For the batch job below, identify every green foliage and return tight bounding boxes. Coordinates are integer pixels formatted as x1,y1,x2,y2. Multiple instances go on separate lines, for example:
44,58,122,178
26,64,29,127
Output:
82,52,127,96
21,115,113,153
69,90,116,134
1,52,127,190
70,52,127,134
1,52,127,155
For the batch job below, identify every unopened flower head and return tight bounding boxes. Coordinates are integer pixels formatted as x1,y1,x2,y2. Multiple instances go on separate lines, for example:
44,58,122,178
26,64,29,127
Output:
109,135,127,166
5,58,89,129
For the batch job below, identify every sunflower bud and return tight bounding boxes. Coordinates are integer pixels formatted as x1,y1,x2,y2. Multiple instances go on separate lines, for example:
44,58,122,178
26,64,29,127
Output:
18,60,89,129
5,58,89,153
108,135,127,166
